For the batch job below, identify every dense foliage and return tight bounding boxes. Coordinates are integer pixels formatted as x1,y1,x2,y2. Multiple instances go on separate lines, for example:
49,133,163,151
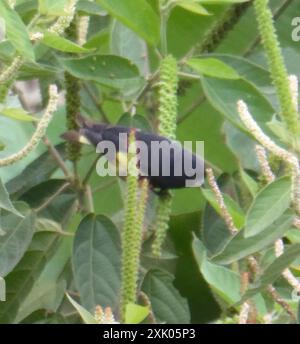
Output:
1,0,300,324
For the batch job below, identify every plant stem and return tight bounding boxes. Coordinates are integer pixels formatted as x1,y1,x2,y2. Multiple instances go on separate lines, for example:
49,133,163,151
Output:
34,182,70,213
43,136,71,179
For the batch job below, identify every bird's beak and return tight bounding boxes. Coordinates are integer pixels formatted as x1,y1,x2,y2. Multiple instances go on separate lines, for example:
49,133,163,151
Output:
61,131,92,145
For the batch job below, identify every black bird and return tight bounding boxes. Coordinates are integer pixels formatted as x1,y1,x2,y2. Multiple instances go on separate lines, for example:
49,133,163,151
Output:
62,116,204,190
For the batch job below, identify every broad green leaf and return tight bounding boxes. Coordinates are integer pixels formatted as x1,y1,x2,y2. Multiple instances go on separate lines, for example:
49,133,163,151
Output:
0,232,60,323
245,177,292,238
241,244,300,302
239,169,258,198
83,30,110,52
0,1,34,60
201,77,275,134
192,236,241,305
66,294,98,324
202,201,232,257
73,214,121,312
15,224,76,323
202,188,245,229
0,177,23,216
111,20,149,75
212,211,294,264
59,54,141,90
0,108,37,122
38,0,67,16
141,269,190,324
125,303,149,324
6,143,66,199
176,2,211,15
77,0,107,16
211,55,273,101
96,0,160,46
187,58,240,79
0,204,35,277
42,32,93,53
16,280,66,323
117,113,152,132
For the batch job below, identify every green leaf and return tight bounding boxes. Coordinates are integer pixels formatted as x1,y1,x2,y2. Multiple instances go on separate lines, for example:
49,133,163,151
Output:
77,0,107,16
176,1,211,15
0,1,34,61
141,269,190,324
125,303,149,324
66,294,98,324
15,225,76,323
0,177,23,217
223,121,260,172
187,58,240,79
59,54,141,90
212,211,294,265
96,0,160,46
16,280,66,323
38,0,67,16
111,20,149,75
241,244,300,302
0,108,37,122
239,169,258,197
202,201,232,257
0,204,35,277
0,232,60,323
42,32,93,53
73,214,121,312
192,236,241,305
201,77,275,134
202,188,245,229
245,177,292,238
6,144,66,199
117,113,152,132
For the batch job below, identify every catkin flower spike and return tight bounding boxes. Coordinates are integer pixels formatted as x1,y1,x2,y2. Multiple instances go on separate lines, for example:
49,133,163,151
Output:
64,17,81,163
255,145,275,183
121,130,148,321
275,239,300,294
239,272,250,324
237,100,300,215
254,0,300,135
77,15,90,46
48,0,78,35
206,168,238,235
158,55,178,140
94,306,119,324
0,56,23,84
0,85,58,167
152,55,178,257
239,302,250,325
